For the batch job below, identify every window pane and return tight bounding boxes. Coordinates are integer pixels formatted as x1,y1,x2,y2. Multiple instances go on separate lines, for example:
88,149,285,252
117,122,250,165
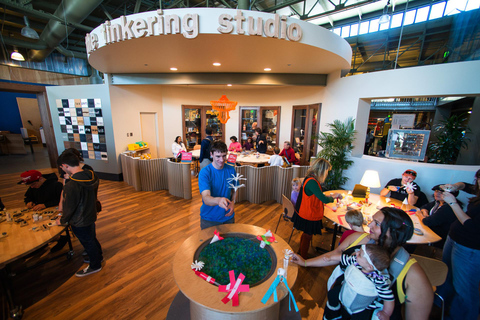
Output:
206,109,223,141
369,19,380,32
429,2,446,19
240,109,258,144
390,13,404,28
415,7,430,23
404,10,416,25
379,19,390,30
262,109,279,149
350,24,359,36
185,108,201,148
359,21,369,34
333,28,341,36
466,0,480,10
341,25,350,38
445,0,467,14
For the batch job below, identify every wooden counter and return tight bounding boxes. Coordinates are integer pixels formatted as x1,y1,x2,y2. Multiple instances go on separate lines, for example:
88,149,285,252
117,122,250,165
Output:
173,224,298,320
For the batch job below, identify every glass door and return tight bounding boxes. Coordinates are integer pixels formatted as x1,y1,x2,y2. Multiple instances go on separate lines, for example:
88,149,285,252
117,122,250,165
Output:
182,105,225,150
239,106,280,151
291,104,320,165
183,107,201,149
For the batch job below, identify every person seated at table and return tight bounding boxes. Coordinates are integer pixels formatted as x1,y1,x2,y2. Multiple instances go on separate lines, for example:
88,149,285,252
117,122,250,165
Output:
172,136,186,159
434,170,480,320
19,169,62,211
290,207,433,320
280,141,299,165
291,177,302,206
339,209,365,244
324,244,394,320
416,185,461,248
291,158,342,258
380,169,421,206
268,147,284,167
198,141,237,230
255,128,267,154
243,137,254,151
228,136,242,152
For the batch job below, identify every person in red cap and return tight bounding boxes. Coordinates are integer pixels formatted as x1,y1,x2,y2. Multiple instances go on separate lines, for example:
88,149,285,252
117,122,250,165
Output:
19,170,63,211
380,169,421,206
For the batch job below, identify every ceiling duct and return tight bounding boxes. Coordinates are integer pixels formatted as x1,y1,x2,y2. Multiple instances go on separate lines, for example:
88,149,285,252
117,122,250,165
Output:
29,0,103,62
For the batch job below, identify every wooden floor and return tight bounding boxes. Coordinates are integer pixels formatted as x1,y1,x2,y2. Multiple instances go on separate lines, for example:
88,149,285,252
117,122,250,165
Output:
0,168,340,320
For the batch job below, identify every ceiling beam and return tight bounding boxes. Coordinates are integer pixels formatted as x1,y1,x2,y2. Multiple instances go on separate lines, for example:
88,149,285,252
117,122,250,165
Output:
0,0,93,32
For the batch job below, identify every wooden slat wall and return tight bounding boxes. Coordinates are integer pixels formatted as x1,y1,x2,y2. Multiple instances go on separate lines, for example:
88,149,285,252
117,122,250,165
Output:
167,160,192,199
235,165,310,204
138,158,169,191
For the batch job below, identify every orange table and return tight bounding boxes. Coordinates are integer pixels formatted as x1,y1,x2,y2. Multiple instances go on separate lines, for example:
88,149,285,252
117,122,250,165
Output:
323,190,441,251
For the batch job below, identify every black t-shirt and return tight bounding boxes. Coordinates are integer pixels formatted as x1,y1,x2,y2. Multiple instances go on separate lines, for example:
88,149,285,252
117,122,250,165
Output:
384,178,421,202
449,183,480,250
421,201,457,242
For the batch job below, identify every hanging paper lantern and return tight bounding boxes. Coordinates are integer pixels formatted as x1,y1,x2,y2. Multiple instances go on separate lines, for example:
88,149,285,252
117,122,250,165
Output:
210,95,238,124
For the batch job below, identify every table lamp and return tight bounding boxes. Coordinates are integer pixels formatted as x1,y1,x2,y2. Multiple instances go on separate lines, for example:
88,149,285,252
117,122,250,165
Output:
360,170,381,204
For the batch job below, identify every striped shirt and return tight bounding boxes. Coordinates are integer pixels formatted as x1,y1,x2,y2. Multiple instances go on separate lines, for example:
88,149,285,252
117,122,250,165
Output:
341,252,394,309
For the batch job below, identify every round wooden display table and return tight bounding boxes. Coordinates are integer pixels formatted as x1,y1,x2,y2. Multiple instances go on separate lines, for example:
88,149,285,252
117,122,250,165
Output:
173,224,298,320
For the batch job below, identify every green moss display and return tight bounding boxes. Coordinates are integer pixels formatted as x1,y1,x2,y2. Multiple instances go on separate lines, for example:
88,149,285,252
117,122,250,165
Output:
198,237,273,285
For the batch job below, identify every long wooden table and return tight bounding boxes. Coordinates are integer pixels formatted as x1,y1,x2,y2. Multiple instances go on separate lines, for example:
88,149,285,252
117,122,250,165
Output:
0,207,73,315
173,224,297,320
191,150,271,167
322,190,442,251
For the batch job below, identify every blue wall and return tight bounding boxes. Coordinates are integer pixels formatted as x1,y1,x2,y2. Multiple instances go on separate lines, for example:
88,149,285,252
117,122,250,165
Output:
0,91,36,134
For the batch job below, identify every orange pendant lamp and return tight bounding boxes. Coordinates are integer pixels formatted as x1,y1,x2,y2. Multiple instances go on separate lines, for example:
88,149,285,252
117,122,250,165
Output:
210,95,238,124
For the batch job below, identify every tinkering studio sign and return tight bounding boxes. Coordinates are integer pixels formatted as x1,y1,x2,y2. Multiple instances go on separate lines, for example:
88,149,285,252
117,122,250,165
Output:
86,9,303,54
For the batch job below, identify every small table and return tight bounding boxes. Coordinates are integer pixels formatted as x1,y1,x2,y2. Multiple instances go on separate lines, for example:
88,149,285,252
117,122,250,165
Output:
0,207,73,314
173,224,297,320
190,150,271,167
322,191,442,251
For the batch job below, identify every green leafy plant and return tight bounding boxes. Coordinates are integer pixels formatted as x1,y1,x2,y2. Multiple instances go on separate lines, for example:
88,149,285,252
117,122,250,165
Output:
428,113,471,164
316,117,356,190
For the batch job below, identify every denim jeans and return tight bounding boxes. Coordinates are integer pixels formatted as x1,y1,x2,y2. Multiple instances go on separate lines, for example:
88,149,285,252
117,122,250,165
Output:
436,236,480,320
200,216,234,230
71,224,103,270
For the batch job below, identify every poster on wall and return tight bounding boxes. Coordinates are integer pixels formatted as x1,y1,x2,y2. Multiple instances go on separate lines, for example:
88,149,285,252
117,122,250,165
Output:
56,98,108,161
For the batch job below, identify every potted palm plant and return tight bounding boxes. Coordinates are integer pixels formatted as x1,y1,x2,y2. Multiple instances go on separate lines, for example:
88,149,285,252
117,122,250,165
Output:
316,117,356,190
428,113,471,164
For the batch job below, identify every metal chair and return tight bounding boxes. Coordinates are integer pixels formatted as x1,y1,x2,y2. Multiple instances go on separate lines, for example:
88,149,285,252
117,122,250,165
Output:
275,195,296,243
411,254,448,320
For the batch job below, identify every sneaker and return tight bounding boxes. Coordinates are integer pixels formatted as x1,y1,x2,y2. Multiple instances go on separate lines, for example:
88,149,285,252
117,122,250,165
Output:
75,266,102,277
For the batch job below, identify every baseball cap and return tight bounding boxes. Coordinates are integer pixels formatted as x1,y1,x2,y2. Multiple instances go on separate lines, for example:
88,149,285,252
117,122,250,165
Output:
18,170,42,185
432,184,459,197
403,169,417,178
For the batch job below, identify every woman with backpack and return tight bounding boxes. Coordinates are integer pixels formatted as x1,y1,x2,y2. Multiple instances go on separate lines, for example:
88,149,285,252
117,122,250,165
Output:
291,207,433,320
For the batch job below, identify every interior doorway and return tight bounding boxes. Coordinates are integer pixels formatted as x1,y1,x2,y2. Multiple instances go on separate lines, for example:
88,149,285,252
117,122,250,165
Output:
140,112,159,158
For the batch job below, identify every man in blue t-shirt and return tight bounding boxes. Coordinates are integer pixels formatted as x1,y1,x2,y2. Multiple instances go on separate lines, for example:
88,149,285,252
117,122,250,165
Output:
198,141,236,230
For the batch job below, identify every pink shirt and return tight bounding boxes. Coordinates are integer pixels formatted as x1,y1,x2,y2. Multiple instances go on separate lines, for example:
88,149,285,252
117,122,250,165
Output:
229,141,242,152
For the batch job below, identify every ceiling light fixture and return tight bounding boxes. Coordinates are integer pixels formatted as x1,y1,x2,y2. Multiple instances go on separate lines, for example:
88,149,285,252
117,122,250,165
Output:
379,0,391,24
21,16,40,40
213,62,221,66
227,84,232,87
170,67,178,71
11,49,25,61
264,68,271,71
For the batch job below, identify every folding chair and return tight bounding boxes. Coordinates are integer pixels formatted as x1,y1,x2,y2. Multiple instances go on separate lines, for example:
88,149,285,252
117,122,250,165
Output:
275,195,296,243
411,254,448,320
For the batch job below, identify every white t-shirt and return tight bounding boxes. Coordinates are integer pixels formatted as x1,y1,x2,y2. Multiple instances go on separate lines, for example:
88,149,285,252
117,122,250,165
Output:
268,154,284,166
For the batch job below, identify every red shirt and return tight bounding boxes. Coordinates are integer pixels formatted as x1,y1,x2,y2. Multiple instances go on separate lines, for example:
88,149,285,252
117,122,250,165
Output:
298,177,324,221
279,147,299,165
